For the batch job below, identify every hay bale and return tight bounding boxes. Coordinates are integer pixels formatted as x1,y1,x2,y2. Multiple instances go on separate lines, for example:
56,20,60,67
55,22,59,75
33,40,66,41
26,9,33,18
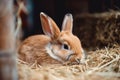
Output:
74,11,120,49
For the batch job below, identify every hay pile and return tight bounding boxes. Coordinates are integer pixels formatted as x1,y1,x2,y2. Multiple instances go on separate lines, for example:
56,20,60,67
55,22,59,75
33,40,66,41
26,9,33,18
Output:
18,46,120,80
74,11,120,49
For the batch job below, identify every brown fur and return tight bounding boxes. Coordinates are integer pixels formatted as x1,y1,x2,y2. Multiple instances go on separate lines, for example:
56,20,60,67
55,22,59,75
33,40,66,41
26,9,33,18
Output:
19,35,61,65
18,12,85,66
59,31,83,62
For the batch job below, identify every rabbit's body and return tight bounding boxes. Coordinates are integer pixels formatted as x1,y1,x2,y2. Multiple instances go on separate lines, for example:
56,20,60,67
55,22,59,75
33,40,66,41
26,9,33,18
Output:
18,12,86,65
19,35,61,65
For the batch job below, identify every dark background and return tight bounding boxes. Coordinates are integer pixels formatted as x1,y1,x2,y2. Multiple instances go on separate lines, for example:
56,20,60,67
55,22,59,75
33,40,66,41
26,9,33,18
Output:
21,0,120,39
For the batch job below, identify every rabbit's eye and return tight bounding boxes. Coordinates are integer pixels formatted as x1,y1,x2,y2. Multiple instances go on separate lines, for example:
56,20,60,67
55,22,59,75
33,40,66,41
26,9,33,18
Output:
63,44,69,50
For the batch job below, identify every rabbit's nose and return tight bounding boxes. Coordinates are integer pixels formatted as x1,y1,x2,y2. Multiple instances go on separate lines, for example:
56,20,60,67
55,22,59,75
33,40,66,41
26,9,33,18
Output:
75,53,86,64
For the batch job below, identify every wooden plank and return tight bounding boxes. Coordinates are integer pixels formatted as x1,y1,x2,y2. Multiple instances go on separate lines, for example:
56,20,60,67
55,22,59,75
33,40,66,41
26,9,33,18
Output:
0,0,18,80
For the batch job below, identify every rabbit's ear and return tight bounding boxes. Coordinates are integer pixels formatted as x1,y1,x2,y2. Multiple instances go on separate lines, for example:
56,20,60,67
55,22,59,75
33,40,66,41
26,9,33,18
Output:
62,13,73,33
40,12,60,39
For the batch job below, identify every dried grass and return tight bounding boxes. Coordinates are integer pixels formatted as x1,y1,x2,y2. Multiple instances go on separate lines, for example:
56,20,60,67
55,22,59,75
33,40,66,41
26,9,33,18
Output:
18,47,120,80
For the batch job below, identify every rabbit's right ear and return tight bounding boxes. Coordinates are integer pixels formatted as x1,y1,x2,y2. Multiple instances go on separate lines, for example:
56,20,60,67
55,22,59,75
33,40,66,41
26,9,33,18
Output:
40,12,60,39
62,13,73,33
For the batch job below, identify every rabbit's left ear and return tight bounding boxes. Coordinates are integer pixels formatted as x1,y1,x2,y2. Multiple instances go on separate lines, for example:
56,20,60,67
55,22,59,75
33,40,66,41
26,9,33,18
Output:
62,13,73,33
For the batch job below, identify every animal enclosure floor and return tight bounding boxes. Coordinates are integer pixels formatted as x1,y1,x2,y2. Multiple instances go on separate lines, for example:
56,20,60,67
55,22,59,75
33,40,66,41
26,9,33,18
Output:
18,46,120,80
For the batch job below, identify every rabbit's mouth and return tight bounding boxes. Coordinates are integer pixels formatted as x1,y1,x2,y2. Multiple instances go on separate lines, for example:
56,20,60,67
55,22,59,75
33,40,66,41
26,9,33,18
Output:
66,49,87,64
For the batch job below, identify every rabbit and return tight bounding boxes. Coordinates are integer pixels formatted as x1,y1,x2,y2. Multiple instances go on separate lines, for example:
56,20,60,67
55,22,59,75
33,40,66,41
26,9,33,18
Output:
18,12,86,66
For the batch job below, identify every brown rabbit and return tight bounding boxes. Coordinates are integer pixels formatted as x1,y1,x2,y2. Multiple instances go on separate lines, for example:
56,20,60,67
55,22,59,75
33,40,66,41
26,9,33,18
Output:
18,12,86,65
